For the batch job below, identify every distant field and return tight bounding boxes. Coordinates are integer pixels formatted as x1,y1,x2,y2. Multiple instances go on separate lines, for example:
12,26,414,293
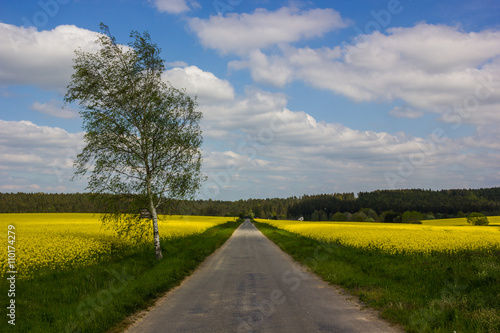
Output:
257,217,500,254
0,213,232,279
423,216,500,226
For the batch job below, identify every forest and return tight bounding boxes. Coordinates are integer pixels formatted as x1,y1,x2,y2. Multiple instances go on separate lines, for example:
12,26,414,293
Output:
1,187,499,222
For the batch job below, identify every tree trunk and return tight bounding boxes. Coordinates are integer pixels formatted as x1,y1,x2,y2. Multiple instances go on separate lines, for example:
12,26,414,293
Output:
146,171,163,260
150,201,163,259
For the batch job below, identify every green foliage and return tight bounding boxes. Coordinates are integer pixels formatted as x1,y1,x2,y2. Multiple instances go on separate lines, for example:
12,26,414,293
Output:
66,24,203,203
423,212,436,220
331,212,346,221
360,208,378,221
467,212,489,226
311,209,328,221
64,24,203,258
351,211,367,222
402,210,424,224
2,187,500,221
379,210,400,223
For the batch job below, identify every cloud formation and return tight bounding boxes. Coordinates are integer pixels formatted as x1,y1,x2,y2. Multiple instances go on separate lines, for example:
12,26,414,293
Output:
1,14,499,198
162,65,235,104
389,106,425,119
0,120,85,192
0,24,99,92
31,99,79,119
151,0,192,14
221,21,500,126
189,6,348,54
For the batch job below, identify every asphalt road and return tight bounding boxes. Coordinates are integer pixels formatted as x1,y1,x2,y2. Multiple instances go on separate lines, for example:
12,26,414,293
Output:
125,220,401,333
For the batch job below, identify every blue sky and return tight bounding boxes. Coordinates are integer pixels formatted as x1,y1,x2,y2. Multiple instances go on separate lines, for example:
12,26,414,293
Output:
1,0,500,200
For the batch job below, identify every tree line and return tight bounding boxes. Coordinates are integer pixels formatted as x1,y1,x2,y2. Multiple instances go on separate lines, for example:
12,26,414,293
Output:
1,187,499,221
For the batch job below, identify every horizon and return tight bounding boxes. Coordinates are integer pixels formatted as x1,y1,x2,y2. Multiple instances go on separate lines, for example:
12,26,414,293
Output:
1,186,499,202
1,0,500,201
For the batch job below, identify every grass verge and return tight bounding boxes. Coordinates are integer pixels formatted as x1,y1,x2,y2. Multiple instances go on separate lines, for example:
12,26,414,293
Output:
1,221,240,333
254,221,500,333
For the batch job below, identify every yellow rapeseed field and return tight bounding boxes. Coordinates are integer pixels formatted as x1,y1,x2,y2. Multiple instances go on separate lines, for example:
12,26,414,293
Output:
0,213,231,278
257,218,500,255
422,216,500,226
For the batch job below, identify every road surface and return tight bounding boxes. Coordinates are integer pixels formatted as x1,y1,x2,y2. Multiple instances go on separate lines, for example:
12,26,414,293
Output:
126,220,401,332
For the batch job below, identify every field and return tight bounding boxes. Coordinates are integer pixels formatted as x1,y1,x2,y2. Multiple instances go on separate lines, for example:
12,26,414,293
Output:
422,216,500,226
254,218,500,332
0,213,232,279
0,213,240,332
256,217,500,255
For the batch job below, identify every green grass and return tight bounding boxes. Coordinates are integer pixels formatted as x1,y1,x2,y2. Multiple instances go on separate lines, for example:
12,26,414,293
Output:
0,221,241,333
254,221,500,333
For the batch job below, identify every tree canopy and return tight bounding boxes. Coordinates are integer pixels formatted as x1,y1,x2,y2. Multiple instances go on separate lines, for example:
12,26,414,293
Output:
64,24,203,258
466,212,489,226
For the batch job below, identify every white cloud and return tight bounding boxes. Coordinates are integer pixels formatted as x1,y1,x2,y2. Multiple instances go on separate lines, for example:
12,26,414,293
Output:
166,60,188,67
0,120,83,149
229,50,294,87
151,0,191,14
0,24,100,92
31,99,79,119
0,120,85,192
227,22,500,125
322,24,500,110
163,65,235,104
188,6,348,54
191,76,500,198
389,106,425,119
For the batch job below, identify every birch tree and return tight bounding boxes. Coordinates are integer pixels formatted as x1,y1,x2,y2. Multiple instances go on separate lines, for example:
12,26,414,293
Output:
65,24,203,259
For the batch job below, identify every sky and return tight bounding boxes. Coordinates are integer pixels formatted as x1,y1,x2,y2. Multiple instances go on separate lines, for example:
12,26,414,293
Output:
1,0,500,200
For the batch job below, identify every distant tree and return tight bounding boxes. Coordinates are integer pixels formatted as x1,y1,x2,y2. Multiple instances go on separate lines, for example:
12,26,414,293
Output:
380,210,399,223
65,24,203,259
423,212,435,220
402,211,423,224
352,211,367,222
360,208,378,221
318,210,328,221
331,212,347,221
466,212,489,226
456,211,467,218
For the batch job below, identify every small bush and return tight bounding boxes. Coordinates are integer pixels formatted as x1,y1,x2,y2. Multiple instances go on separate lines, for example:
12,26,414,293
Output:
466,212,489,226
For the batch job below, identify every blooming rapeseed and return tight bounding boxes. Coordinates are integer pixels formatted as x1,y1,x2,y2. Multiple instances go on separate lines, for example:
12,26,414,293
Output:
258,218,500,255
0,213,230,278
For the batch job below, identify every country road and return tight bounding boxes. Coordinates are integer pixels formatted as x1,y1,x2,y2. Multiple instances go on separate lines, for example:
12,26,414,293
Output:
125,220,401,332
